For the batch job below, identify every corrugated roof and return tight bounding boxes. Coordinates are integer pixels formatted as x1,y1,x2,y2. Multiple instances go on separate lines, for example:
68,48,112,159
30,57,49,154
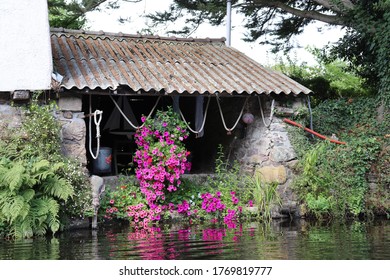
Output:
50,28,312,95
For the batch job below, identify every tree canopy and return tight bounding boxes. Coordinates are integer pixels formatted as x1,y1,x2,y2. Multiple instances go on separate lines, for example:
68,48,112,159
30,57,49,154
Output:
146,0,355,49
147,1,388,99
48,0,142,29
47,0,390,104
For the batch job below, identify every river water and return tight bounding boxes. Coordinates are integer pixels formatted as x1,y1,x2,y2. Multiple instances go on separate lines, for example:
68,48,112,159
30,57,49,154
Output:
0,219,388,260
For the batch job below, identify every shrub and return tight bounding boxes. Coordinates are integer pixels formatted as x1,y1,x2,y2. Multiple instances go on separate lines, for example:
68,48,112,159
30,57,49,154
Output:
0,158,73,238
0,93,92,238
291,96,388,218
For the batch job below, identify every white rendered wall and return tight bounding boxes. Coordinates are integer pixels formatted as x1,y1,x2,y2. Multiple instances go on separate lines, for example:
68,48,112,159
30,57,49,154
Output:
0,0,52,91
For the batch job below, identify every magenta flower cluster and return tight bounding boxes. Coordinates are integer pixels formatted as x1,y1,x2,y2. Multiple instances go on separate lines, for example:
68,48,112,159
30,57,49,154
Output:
176,200,191,215
201,192,226,213
104,108,251,231
134,108,191,212
200,191,240,227
223,209,237,229
126,202,163,228
230,191,239,205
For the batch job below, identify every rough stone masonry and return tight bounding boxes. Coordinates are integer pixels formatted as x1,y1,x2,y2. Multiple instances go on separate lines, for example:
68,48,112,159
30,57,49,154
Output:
233,98,306,218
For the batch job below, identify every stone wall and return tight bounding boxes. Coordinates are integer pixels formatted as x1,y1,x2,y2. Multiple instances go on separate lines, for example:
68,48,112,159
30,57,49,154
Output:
232,97,307,218
0,92,87,167
0,93,24,139
57,93,87,166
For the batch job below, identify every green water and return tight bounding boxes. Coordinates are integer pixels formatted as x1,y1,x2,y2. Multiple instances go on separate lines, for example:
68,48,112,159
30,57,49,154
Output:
0,219,389,260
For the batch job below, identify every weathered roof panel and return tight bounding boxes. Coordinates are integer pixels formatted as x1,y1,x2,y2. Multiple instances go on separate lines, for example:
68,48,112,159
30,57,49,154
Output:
50,28,312,95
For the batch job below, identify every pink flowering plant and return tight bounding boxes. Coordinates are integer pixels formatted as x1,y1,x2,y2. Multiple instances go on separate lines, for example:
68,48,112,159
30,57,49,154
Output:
100,178,164,228
100,115,259,230
101,180,146,219
196,190,244,228
134,107,191,212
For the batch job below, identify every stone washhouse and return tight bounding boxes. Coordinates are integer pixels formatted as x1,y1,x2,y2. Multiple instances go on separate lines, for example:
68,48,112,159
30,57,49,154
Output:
0,28,313,220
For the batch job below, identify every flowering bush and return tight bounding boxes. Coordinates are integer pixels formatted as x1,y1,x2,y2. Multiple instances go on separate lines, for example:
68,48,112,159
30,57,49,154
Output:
197,191,243,228
102,180,147,219
101,178,165,230
201,192,226,213
134,107,191,211
100,111,260,231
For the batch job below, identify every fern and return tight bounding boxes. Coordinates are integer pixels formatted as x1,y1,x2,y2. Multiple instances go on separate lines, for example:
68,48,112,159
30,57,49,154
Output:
0,189,10,204
51,162,65,172
18,201,30,221
0,96,89,239
31,159,50,171
31,159,50,176
41,176,74,201
2,162,26,191
47,198,60,217
21,189,35,202
0,157,75,239
47,212,60,234
8,196,27,224
1,195,26,224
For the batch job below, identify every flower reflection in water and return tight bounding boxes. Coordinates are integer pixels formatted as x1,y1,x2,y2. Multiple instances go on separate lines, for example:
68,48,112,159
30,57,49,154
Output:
104,223,253,260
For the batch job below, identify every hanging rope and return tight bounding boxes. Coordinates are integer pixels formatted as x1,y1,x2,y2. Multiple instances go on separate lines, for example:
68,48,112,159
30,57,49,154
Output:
215,95,249,134
109,95,161,130
258,96,274,128
171,96,211,135
88,94,103,160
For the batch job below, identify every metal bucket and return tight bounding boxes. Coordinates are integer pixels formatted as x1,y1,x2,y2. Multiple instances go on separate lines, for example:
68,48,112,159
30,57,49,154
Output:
92,147,112,175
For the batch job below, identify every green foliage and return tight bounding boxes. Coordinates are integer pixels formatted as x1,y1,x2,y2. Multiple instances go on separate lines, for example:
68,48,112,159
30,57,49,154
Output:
272,52,373,103
58,158,92,219
291,96,389,218
310,96,383,137
0,94,92,238
0,158,73,239
317,1,390,106
305,193,333,219
48,0,111,29
246,175,281,221
100,176,146,220
165,177,211,209
48,0,145,29
207,145,242,193
205,145,250,207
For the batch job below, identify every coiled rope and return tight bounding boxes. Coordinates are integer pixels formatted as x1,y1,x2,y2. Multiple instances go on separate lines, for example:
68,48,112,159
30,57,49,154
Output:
171,96,211,135
88,94,103,160
258,96,274,128
109,95,161,129
216,95,249,134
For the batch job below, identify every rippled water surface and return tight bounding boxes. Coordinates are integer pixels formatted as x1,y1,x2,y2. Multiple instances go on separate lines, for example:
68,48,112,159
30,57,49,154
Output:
1,219,389,260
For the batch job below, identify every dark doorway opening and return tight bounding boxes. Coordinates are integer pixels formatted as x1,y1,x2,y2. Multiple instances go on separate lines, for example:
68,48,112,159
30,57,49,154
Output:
83,94,243,176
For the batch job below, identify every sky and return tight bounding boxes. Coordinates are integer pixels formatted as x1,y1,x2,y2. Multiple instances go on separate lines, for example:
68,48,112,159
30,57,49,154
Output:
86,0,345,66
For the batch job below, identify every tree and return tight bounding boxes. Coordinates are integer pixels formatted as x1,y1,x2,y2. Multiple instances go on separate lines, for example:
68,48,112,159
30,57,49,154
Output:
146,0,389,105
272,49,373,102
47,1,389,105
146,1,356,49
48,0,142,29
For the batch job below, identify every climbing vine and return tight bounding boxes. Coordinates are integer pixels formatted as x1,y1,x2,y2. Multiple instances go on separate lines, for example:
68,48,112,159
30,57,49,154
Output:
291,96,389,218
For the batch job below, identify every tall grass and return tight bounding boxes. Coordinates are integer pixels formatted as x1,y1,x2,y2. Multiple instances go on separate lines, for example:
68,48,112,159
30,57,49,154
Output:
247,175,281,221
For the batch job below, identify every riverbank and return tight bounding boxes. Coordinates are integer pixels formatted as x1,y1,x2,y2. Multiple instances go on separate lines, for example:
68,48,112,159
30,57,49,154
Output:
288,96,389,219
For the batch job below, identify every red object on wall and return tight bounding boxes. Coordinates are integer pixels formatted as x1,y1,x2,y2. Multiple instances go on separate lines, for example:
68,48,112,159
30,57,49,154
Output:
283,118,346,145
